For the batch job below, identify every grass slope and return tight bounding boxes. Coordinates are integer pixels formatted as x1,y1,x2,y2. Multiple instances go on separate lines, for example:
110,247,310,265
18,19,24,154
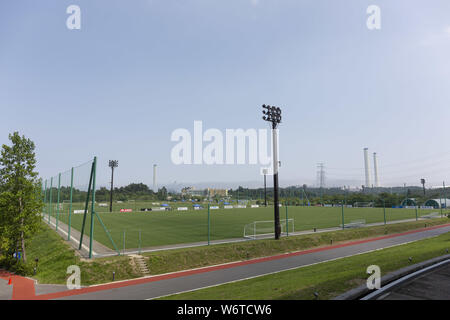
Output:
24,222,142,285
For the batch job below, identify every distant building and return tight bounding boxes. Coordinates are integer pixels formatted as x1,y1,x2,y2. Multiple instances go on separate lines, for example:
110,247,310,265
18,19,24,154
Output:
181,187,207,197
207,188,228,198
423,198,450,209
181,187,228,198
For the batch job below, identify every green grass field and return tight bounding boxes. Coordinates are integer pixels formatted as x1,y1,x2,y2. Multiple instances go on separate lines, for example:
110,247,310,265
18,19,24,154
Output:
43,201,445,251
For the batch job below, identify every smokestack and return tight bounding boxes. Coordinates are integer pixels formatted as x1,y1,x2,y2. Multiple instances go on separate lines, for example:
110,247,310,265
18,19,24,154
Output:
373,152,379,187
153,164,157,191
363,148,371,188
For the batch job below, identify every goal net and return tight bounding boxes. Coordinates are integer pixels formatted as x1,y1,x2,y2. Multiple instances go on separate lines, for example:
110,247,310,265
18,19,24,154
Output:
353,202,374,208
244,219,294,239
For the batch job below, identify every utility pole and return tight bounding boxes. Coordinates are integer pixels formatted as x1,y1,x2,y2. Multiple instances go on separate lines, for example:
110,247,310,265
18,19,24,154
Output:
403,183,407,207
420,178,426,196
108,160,118,213
443,181,446,214
262,104,282,240
317,163,325,206
302,184,309,206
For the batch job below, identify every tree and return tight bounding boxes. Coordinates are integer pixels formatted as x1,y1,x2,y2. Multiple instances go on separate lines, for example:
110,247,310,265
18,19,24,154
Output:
0,132,43,263
157,186,168,200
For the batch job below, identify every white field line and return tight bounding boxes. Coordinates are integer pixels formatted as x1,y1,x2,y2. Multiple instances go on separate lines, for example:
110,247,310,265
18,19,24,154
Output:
45,218,96,255
147,237,437,300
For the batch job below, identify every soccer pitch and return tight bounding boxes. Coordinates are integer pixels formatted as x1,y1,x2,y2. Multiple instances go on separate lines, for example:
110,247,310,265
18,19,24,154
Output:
46,204,438,251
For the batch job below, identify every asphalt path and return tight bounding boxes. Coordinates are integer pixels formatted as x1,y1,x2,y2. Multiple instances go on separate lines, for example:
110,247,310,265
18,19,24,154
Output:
32,223,450,300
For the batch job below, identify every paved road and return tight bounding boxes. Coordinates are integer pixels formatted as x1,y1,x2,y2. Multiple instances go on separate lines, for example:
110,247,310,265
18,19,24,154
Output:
0,278,12,300
30,223,450,300
377,260,450,300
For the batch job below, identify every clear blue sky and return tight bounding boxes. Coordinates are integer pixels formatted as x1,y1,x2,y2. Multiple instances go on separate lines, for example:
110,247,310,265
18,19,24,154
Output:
1,0,450,189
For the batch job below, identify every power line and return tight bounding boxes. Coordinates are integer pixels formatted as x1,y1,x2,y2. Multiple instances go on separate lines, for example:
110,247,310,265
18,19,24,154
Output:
316,163,325,188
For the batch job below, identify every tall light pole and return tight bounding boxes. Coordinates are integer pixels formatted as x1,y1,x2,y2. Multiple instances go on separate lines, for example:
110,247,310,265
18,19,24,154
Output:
109,160,118,213
420,178,426,196
262,104,282,240
262,168,268,207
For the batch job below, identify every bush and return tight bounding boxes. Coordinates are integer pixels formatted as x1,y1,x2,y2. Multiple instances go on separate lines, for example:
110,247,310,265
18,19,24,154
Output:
0,257,34,276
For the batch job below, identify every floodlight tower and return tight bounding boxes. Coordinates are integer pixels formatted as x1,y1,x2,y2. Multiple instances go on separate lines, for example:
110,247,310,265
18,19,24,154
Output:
262,168,268,207
363,148,371,188
262,104,282,240
108,160,119,213
420,178,426,196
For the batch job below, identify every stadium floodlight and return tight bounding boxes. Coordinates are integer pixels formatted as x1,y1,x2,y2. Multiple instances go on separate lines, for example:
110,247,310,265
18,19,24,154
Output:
108,160,119,212
262,104,282,240
262,168,268,207
420,178,426,196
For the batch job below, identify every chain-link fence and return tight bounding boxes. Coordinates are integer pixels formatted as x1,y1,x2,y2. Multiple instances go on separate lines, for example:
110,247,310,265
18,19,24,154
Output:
42,161,446,258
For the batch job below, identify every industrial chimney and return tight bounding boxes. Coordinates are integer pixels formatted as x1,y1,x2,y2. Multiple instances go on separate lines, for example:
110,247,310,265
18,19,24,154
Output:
363,148,371,188
373,152,379,187
153,164,157,192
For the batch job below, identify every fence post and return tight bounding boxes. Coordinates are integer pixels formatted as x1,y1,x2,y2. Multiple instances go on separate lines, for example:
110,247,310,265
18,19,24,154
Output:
341,200,345,230
79,162,94,251
207,204,210,245
48,177,53,224
89,156,97,259
56,173,61,231
285,203,288,236
43,180,47,219
139,230,141,255
123,230,126,255
383,199,386,225
68,167,74,241
442,181,446,217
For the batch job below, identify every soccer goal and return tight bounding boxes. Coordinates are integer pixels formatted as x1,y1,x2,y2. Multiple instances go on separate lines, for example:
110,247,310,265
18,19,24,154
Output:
420,212,440,219
343,219,366,229
62,200,71,212
244,219,294,239
353,202,374,208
